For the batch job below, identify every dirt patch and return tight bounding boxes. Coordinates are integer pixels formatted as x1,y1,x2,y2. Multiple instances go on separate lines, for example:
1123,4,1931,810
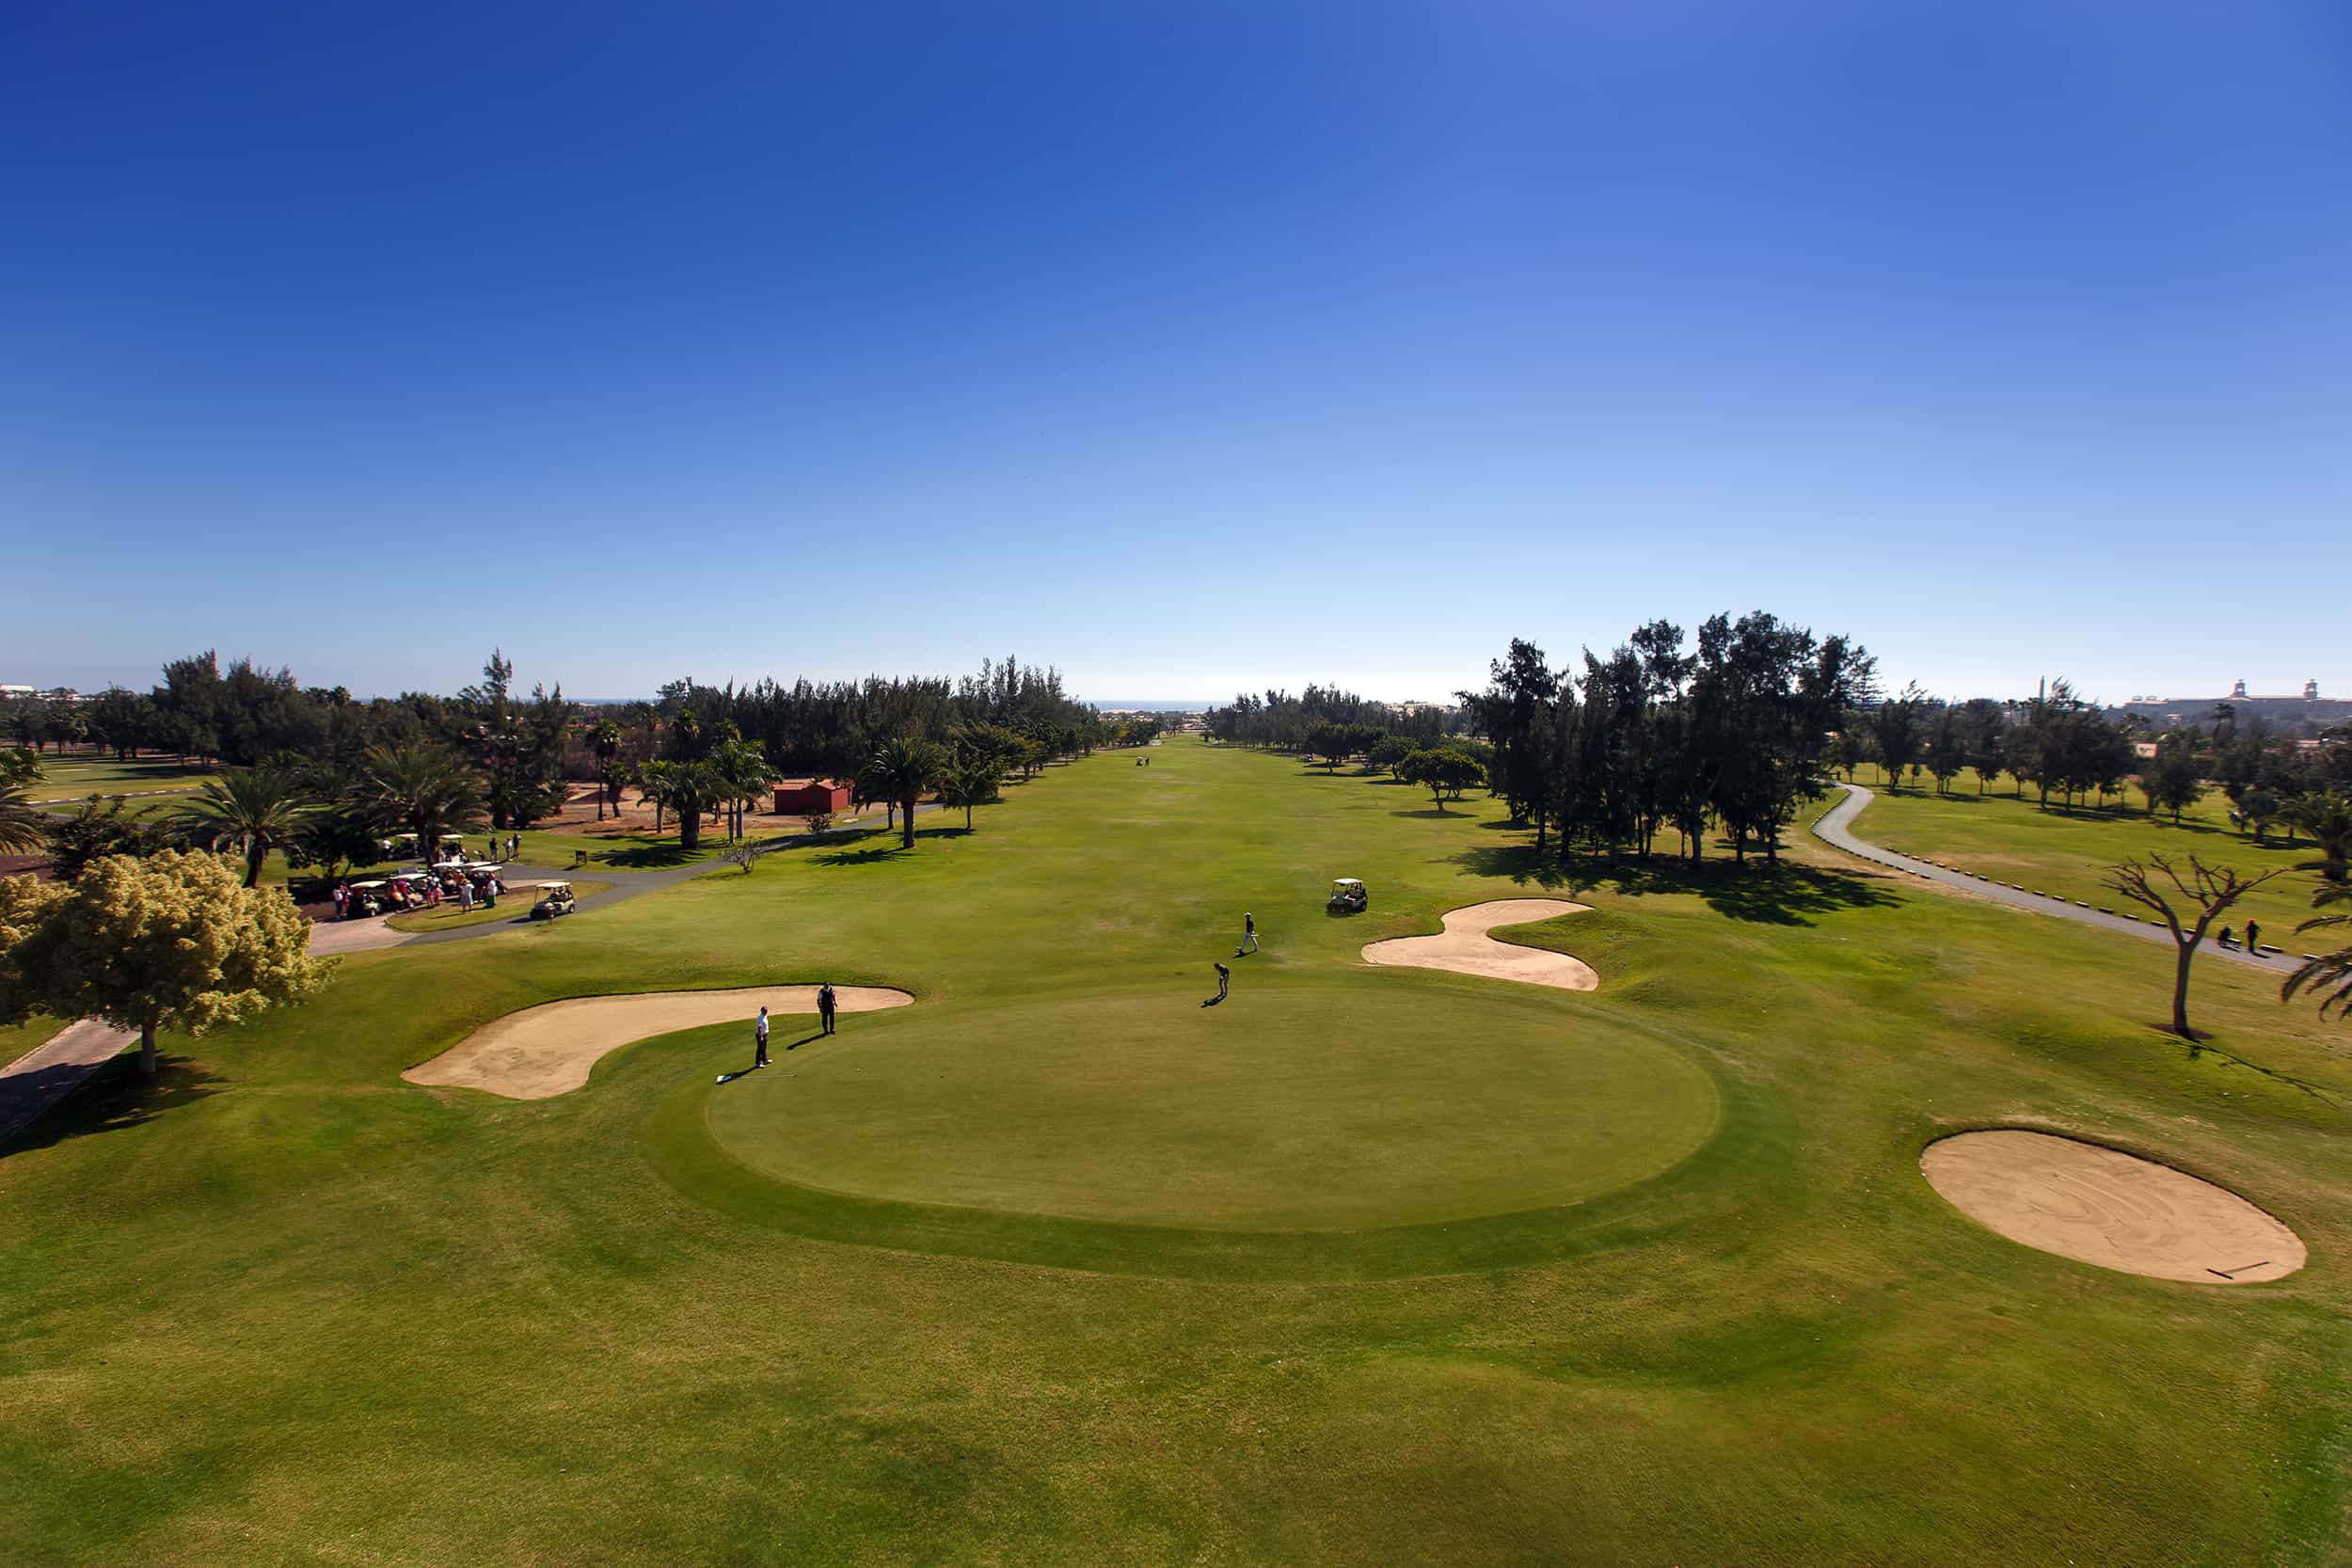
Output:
1360,899,1597,991
1922,1129,2304,1284
403,985,914,1100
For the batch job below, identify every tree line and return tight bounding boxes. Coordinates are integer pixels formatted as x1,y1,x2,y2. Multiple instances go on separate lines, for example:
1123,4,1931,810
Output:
1842,678,2352,845
0,651,1154,882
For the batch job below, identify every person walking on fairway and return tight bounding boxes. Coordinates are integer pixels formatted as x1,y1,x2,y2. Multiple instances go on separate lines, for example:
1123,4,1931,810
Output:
1238,911,1258,956
754,1006,771,1069
818,982,837,1035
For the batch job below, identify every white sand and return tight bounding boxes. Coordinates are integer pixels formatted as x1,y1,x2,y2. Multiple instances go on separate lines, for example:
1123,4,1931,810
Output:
1360,899,1597,991
404,985,914,1100
1922,1130,2304,1284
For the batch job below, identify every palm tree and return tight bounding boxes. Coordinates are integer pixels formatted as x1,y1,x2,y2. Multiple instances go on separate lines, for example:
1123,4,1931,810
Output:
713,739,777,842
636,758,724,849
2285,790,2352,884
0,785,48,854
361,743,485,869
937,750,1002,832
174,766,318,888
591,719,624,821
860,736,943,850
2283,880,2352,1024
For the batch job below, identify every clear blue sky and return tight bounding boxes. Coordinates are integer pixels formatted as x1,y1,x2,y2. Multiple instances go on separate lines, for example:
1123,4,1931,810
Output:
5,2,2345,705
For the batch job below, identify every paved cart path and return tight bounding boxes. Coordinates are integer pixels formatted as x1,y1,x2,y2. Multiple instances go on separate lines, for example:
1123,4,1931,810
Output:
1812,784,2299,975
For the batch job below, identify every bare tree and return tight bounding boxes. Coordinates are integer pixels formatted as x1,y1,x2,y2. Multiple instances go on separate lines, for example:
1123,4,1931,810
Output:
2103,854,2283,1037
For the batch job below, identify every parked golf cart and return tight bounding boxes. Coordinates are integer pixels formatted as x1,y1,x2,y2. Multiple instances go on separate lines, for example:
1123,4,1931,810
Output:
1327,877,1368,914
529,880,578,920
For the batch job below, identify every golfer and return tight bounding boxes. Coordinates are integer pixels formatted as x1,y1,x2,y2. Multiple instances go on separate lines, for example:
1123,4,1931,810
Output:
818,982,837,1036
1216,961,1231,1000
2246,920,2263,955
1238,911,1258,955
754,1006,771,1069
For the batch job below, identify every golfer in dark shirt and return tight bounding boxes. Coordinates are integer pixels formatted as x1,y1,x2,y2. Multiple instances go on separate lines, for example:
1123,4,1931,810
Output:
1216,962,1230,1000
818,983,837,1035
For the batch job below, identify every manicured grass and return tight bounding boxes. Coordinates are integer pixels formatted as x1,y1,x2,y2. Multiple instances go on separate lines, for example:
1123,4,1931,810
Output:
385,879,613,932
1849,767,2324,938
5,743,2352,1564
21,752,219,801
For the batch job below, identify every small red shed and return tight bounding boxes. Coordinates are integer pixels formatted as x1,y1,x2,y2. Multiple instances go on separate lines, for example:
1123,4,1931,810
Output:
774,778,851,816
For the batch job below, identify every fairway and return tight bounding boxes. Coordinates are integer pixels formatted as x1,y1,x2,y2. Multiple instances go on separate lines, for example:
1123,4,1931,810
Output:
8,740,2352,1566
702,982,1716,1229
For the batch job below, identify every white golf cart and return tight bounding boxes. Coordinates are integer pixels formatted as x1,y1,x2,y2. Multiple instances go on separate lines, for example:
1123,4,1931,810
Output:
1327,877,1368,914
529,880,578,920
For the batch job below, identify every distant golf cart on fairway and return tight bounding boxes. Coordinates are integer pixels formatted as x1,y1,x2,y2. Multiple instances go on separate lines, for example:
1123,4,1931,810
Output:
1327,877,1368,914
529,880,578,920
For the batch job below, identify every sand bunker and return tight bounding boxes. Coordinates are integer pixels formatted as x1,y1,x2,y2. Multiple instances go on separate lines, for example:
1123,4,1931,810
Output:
405,985,914,1100
1360,899,1597,991
1922,1130,2304,1284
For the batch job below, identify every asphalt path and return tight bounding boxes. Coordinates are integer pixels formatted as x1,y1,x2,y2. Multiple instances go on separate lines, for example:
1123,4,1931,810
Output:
1812,783,2302,976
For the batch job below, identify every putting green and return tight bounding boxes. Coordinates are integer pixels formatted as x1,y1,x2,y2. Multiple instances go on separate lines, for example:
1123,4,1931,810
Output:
695,980,1719,1232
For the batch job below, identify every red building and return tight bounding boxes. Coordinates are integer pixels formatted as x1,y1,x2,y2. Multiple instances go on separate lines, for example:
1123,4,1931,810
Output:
773,778,851,815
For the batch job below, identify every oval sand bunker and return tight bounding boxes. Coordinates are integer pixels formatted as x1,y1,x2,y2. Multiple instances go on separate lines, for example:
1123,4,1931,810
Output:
1922,1130,2304,1284
1361,899,1597,991
405,986,913,1100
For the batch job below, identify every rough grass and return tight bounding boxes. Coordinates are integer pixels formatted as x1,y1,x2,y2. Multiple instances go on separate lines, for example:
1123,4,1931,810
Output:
4,744,2351,1565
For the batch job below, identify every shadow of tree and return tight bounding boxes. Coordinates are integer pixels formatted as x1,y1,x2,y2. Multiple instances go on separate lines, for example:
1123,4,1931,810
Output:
1446,846,1900,925
4,1053,222,1159
815,843,911,867
600,843,704,869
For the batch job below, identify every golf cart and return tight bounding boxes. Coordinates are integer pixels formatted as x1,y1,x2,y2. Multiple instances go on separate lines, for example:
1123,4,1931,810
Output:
529,880,578,920
1327,877,1368,914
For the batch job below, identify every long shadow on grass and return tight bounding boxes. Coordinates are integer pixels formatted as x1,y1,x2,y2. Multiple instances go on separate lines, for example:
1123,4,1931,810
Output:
1449,844,1900,926
3,1053,220,1160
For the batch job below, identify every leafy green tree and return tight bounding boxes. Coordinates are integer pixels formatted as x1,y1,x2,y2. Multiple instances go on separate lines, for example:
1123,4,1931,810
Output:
937,749,1003,830
2104,855,2283,1037
2141,734,2207,823
0,849,328,1078
1871,683,1926,790
361,743,485,868
1398,747,1482,812
1365,735,1421,776
1960,699,2007,792
285,809,386,888
47,795,170,879
1925,703,1963,795
860,737,944,849
174,766,318,888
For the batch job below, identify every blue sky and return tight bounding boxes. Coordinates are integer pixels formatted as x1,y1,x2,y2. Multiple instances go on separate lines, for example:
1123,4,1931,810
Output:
4,2,2345,705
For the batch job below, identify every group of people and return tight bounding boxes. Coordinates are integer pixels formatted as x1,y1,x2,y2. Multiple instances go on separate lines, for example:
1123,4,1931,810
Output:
749,984,839,1069
2220,921,2265,955
1204,911,1258,1006
331,863,508,920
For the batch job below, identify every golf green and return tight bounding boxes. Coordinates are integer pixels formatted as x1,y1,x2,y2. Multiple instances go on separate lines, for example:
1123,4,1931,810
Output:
698,982,1719,1230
